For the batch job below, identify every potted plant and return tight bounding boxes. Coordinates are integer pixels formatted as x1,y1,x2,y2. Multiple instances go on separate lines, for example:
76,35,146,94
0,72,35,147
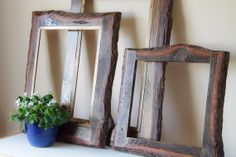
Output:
10,93,70,147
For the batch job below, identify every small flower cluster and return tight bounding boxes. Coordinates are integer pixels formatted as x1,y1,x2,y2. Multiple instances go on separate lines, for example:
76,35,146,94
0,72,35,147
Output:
10,93,70,129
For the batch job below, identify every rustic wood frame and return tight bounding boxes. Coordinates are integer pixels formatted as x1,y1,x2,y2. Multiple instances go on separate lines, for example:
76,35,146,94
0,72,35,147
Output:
25,10,121,147
114,44,229,157
126,0,173,141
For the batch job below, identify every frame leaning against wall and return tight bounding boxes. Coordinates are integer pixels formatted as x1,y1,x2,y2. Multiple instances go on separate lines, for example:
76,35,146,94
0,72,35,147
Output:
25,10,121,147
61,0,173,145
108,0,173,144
114,44,229,157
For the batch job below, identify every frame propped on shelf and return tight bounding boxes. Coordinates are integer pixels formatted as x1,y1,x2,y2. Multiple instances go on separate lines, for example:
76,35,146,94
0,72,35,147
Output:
114,44,229,157
25,10,121,148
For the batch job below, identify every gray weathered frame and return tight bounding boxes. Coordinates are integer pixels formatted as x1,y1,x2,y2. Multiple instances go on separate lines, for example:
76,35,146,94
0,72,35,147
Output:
25,10,121,147
114,44,229,157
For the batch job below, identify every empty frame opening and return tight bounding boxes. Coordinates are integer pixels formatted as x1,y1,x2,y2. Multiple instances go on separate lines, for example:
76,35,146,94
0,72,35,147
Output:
128,61,145,137
126,61,209,147
35,30,67,102
34,28,100,127
161,62,209,147
73,30,99,126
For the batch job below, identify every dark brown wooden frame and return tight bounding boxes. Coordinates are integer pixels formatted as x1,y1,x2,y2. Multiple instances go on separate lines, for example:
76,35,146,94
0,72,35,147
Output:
114,44,229,157
25,10,121,147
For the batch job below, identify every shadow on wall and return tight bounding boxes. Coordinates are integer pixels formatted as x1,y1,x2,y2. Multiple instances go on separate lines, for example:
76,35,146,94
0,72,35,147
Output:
162,63,202,146
73,30,98,119
231,55,236,64
171,0,187,43
83,31,97,85
161,0,201,146
120,17,141,48
0,105,7,136
46,30,64,101
84,0,97,86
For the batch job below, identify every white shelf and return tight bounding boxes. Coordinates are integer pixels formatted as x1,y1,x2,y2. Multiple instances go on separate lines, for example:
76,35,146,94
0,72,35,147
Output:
0,134,140,157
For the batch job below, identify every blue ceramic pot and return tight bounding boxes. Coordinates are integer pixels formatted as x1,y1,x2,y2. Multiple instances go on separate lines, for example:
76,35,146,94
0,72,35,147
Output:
25,123,58,147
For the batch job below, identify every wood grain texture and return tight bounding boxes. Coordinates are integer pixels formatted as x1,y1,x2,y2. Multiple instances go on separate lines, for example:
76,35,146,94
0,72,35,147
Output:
114,51,137,146
70,0,85,13
125,137,201,157
60,0,85,115
131,45,213,63
25,10,121,148
138,0,173,141
202,52,229,157
114,44,230,157
25,12,42,95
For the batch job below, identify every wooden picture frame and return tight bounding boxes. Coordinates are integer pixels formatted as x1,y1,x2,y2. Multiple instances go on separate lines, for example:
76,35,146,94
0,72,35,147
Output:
114,44,229,157
25,10,121,147
138,0,173,141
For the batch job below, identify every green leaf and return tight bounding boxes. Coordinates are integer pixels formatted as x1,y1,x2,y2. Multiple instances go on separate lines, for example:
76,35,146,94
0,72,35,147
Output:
9,92,71,129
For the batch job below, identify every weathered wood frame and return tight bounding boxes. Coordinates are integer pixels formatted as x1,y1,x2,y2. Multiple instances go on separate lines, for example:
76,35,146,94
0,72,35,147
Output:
25,11,121,147
139,0,173,141
114,44,229,157
128,0,173,141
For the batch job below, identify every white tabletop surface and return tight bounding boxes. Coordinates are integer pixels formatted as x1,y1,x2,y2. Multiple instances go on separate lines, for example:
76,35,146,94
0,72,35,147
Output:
0,134,141,157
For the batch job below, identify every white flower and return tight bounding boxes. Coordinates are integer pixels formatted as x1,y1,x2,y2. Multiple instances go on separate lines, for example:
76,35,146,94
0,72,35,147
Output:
15,99,20,107
28,102,33,106
48,99,56,106
25,112,29,117
38,101,42,104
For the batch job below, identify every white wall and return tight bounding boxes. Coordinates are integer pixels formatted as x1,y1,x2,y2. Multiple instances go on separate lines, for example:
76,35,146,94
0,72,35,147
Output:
0,0,235,156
